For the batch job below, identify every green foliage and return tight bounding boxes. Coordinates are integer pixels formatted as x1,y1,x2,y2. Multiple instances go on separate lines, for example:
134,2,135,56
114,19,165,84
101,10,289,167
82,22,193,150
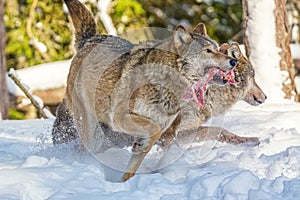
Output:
114,0,145,17
138,0,243,43
112,0,147,33
9,109,25,120
205,1,243,42
4,0,73,70
4,0,243,70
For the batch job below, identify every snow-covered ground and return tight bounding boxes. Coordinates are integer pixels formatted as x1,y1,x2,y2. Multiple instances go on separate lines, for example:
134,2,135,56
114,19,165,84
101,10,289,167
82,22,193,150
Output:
2,0,300,197
0,99,300,200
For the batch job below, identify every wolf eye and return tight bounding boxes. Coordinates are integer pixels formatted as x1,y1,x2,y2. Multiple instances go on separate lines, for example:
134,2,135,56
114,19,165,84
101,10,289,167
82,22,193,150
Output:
205,49,212,53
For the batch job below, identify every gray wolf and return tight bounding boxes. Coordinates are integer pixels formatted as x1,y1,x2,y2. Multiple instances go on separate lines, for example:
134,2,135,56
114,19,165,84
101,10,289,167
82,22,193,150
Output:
159,42,267,148
52,42,266,170
54,0,239,182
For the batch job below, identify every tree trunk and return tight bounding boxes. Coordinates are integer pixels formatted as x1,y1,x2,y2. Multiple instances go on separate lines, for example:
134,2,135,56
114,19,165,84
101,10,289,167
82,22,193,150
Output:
274,0,299,101
242,0,299,101
287,0,300,43
242,0,251,59
0,0,9,119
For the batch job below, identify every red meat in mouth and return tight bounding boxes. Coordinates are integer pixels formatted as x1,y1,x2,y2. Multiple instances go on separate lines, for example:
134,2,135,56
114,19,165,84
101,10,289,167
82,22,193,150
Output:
182,68,239,108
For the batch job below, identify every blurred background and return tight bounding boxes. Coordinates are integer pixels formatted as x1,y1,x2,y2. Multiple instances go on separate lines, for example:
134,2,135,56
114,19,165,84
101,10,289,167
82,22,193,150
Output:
4,0,246,70
1,0,300,119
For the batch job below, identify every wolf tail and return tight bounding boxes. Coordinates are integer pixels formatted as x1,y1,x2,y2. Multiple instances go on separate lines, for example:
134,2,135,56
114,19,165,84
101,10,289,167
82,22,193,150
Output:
64,0,97,50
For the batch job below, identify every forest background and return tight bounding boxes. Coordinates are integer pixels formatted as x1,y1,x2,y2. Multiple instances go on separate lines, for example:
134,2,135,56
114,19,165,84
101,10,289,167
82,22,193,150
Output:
2,0,300,119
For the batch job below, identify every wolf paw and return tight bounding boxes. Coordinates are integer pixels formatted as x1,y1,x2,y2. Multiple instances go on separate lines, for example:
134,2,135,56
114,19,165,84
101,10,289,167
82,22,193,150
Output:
121,172,135,182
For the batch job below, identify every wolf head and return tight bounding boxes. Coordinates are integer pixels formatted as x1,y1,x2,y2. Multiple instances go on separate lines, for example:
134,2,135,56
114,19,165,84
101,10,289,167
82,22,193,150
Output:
220,42,267,106
172,23,237,84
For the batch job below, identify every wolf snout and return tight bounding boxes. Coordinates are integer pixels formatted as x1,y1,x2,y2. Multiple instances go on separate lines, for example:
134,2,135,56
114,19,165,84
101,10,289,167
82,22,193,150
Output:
229,58,238,69
253,94,267,104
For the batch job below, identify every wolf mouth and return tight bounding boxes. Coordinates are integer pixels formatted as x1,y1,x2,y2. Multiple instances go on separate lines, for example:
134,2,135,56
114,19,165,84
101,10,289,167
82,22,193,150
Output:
212,69,239,85
182,68,239,108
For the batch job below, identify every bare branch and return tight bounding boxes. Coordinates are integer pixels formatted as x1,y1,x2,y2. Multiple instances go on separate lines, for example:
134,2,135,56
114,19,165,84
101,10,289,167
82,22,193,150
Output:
8,69,49,119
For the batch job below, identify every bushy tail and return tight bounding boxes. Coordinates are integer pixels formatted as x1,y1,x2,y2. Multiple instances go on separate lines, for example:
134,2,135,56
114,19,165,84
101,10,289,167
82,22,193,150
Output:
64,0,97,50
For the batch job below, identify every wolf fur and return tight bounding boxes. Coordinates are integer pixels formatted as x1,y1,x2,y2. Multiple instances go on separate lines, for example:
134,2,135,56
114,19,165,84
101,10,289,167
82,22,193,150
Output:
52,42,266,148
159,42,267,147
55,0,243,181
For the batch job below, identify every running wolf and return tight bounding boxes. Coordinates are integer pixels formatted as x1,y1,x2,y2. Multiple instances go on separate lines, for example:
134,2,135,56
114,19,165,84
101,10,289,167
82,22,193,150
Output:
159,42,267,148
55,0,238,181
53,42,266,174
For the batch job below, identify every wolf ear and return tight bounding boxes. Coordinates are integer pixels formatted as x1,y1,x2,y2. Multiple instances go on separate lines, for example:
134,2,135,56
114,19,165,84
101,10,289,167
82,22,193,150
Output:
219,43,230,54
228,42,242,59
192,23,207,35
174,25,193,50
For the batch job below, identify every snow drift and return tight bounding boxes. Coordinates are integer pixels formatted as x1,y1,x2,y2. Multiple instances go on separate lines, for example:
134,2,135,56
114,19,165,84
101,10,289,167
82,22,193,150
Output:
0,100,299,199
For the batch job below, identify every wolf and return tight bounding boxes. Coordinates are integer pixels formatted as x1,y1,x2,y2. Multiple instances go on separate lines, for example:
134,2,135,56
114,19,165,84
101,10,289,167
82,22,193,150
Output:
158,42,267,148
81,42,267,153
56,0,238,182
52,41,266,180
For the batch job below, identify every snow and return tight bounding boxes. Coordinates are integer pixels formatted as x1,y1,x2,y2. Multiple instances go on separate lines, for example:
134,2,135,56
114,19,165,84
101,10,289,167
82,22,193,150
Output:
0,100,300,199
2,5,300,197
32,95,44,108
290,44,300,60
295,76,300,94
6,60,71,96
42,109,55,119
30,38,48,54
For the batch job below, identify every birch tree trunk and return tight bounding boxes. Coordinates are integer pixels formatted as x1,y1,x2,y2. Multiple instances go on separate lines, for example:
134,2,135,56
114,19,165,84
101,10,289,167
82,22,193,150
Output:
243,0,299,102
0,0,9,119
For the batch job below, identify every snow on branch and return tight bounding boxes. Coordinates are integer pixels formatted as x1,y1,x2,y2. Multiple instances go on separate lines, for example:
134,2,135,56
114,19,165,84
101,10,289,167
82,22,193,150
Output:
97,0,117,35
8,69,53,119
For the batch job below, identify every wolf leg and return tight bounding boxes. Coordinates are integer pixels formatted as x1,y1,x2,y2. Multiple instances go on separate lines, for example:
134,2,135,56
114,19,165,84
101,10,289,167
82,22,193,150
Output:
113,113,162,182
177,126,259,146
121,151,148,182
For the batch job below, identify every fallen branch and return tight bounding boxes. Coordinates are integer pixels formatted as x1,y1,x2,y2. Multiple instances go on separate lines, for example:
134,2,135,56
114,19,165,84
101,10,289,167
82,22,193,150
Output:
8,69,49,119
